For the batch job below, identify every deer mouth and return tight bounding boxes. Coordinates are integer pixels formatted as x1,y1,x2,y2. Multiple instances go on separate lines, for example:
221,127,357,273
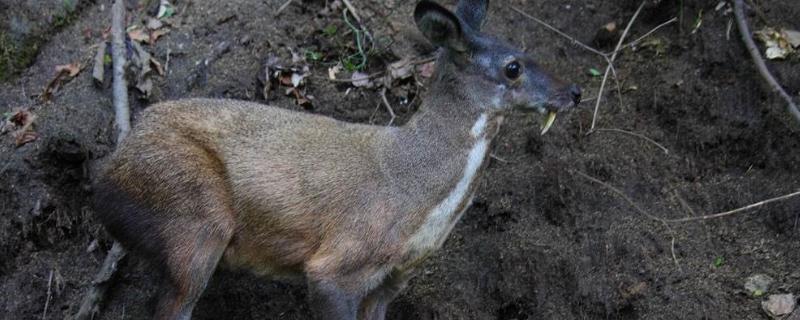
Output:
539,98,578,135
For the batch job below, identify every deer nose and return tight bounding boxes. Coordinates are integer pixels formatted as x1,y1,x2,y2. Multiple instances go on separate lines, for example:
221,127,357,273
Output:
568,84,582,105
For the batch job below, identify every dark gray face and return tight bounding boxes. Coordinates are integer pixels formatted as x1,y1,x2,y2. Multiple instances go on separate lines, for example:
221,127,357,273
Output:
415,0,581,132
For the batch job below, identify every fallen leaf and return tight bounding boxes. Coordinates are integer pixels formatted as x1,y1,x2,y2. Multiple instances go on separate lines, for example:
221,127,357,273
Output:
128,28,150,43
387,58,414,83
351,71,372,88
783,29,800,48
42,62,82,101
146,17,164,31
150,57,165,76
151,28,170,44
15,131,38,147
328,64,342,80
128,40,157,97
290,72,305,88
417,61,436,78
755,28,795,60
56,63,81,77
589,68,602,77
157,1,176,19
3,110,38,147
92,42,107,85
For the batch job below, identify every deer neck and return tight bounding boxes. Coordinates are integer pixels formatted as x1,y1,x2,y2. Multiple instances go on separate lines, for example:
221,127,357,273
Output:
378,82,503,215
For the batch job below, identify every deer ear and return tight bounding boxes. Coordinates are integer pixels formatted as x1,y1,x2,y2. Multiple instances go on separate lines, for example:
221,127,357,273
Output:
456,0,488,31
414,1,468,52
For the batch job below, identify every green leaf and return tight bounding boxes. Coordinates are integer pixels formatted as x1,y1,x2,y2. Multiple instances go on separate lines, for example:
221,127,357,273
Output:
712,256,724,268
323,25,338,37
342,58,358,72
157,3,176,19
305,50,322,62
103,54,112,65
588,68,602,77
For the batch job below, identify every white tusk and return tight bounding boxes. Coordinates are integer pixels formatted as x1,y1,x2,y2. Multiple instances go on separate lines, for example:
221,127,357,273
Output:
540,111,557,135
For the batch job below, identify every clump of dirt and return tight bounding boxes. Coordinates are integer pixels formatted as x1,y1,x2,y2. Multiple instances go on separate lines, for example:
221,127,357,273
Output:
1,0,799,319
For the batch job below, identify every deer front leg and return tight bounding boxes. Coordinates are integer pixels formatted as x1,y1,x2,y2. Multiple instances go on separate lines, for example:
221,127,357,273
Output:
359,269,413,320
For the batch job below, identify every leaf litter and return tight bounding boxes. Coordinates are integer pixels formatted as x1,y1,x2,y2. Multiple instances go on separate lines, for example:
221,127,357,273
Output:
1,109,38,147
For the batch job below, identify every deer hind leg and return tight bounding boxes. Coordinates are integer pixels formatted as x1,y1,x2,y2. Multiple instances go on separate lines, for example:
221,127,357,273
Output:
153,216,233,320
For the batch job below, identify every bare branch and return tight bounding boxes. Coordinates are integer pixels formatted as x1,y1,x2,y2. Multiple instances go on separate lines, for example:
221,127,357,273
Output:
665,190,800,222
510,6,607,57
595,128,669,154
111,0,130,145
75,1,130,319
590,1,646,132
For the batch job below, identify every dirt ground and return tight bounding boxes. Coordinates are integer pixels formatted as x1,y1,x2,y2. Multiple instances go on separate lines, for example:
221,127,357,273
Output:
1,0,799,319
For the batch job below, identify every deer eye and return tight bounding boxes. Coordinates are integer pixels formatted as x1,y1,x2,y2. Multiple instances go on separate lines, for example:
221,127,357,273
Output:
504,61,522,80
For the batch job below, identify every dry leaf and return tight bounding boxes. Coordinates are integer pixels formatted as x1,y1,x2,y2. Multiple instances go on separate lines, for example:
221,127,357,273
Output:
387,58,414,83
128,28,149,43
146,17,164,30
3,110,38,147
42,62,82,101
151,28,170,44
351,71,372,88
328,64,342,80
783,29,800,48
417,61,436,78
55,63,81,77
150,57,165,76
92,42,107,85
755,28,795,60
15,131,38,147
290,73,305,88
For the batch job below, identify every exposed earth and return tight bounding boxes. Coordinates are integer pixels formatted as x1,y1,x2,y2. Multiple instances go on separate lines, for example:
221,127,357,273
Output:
1,0,799,319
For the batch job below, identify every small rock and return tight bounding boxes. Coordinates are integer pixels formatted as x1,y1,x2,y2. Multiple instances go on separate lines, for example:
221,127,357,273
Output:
762,294,796,319
746,274,775,297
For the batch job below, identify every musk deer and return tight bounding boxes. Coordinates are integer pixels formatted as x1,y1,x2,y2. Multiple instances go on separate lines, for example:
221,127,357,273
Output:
94,0,581,319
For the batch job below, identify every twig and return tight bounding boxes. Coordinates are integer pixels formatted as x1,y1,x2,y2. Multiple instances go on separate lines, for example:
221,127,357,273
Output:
619,18,678,51
275,0,294,16
510,6,607,57
732,0,800,123
595,128,669,154
574,170,679,269
111,0,129,145
573,170,666,223
74,1,130,319
380,87,396,126
314,55,436,84
665,190,800,222
670,237,681,269
490,153,512,164
589,1,646,133
75,242,126,320
42,269,53,320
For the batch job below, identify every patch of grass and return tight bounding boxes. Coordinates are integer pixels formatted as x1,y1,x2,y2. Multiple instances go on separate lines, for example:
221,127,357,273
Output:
0,31,41,83
322,25,338,38
0,0,81,82
305,50,323,62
